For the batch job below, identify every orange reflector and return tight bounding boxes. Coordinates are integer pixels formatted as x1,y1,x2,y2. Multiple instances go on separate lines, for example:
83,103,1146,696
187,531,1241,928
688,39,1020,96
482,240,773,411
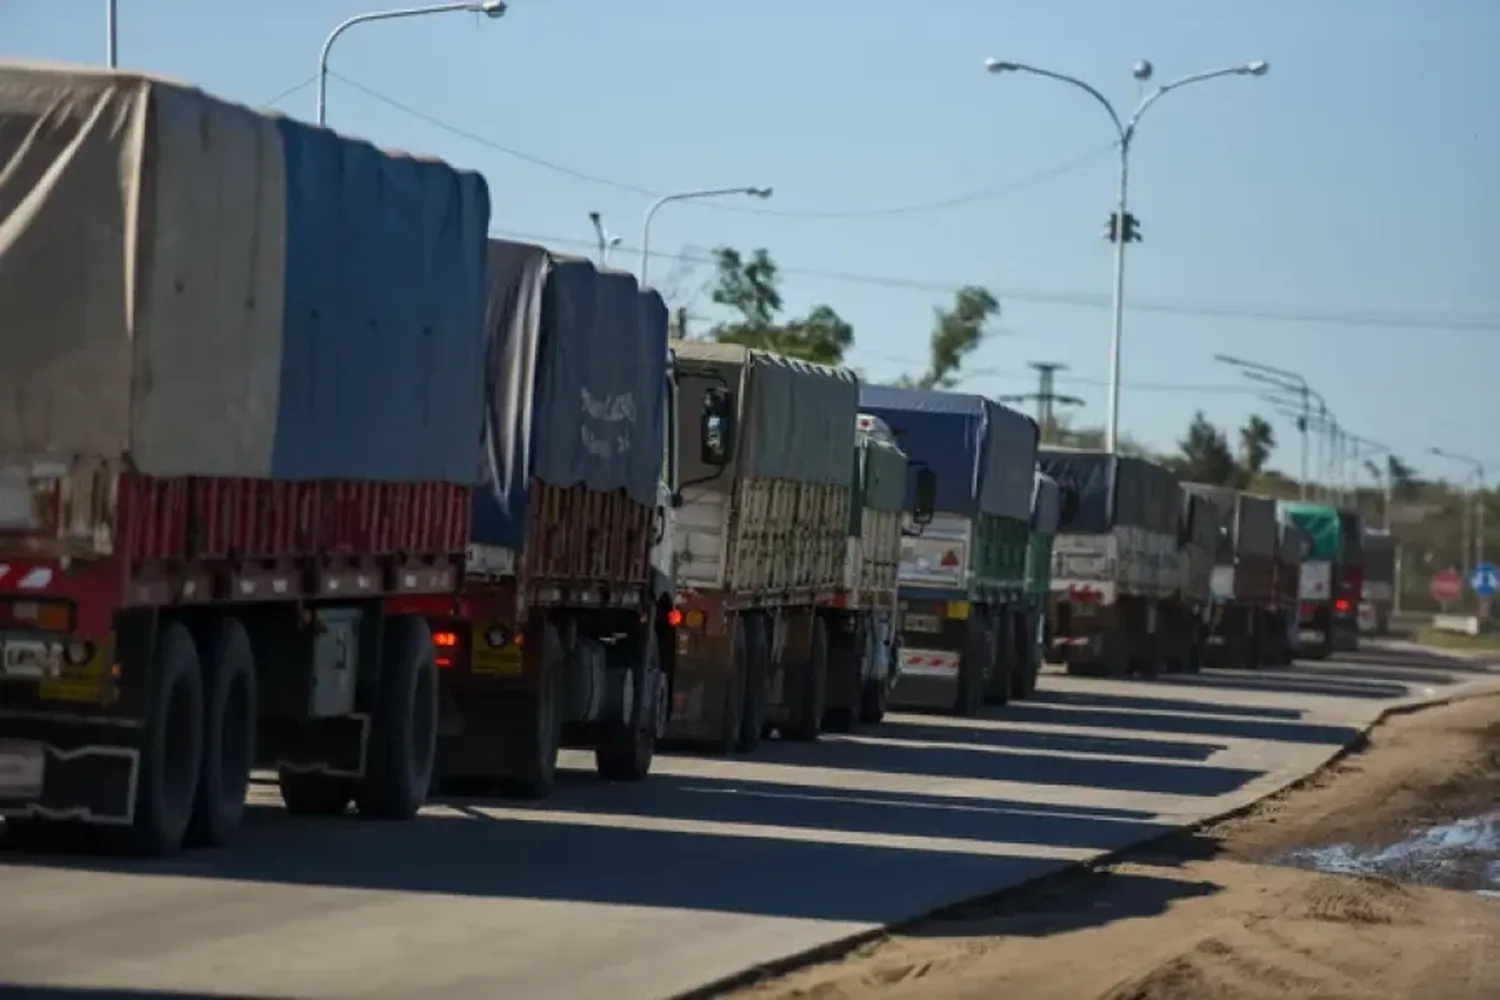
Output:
683,608,707,631
666,608,684,627
432,631,458,648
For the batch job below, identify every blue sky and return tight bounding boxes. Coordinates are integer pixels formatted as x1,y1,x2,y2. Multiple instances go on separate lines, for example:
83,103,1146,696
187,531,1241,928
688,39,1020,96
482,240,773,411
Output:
5,0,1497,483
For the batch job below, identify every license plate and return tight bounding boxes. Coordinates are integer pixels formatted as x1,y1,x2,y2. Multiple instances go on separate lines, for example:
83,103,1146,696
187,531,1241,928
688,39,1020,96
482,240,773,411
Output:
903,613,942,634
1,639,56,680
1298,629,1323,644
0,740,44,799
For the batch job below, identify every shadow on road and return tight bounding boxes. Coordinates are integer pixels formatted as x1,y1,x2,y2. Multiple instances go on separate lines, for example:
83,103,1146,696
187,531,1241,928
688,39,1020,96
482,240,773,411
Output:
906,863,1222,941
1027,688,1305,721
745,731,1259,797
1,801,1079,924
991,701,1362,746
535,774,1175,851
1339,646,1497,674
870,719,1227,763
1152,670,1412,700
1267,662,1462,687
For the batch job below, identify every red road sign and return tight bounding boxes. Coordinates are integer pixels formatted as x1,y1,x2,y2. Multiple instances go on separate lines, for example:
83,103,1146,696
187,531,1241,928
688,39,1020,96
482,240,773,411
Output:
1432,569,1463,604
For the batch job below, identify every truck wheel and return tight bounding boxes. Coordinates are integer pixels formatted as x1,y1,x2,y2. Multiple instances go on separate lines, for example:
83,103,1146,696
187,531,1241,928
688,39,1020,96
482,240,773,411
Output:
822,619,863,734
783,615,829,741
737,616,769,752
953,619,988,716
1010,611,1039,700
595,619,660,782
113,619,204,856
711,619,748,756
858,673,889,726
355,615,439,820
504,622,564,797
185,618,256,848
984,611,1012,706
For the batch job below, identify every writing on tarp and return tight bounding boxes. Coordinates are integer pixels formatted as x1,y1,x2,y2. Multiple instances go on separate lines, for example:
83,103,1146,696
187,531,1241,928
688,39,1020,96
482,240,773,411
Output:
580,387,636,458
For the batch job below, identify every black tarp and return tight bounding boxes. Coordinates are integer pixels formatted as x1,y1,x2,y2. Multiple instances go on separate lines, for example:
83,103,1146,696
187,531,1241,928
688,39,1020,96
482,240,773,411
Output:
1036,449,1179,535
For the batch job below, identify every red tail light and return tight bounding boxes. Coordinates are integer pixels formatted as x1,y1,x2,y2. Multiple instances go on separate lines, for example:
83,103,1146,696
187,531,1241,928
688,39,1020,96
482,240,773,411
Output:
1334,598,1351,613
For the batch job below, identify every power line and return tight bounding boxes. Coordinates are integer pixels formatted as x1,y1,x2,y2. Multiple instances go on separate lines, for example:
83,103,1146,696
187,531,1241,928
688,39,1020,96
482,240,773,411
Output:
489,228,1500,332
328,71,1114,219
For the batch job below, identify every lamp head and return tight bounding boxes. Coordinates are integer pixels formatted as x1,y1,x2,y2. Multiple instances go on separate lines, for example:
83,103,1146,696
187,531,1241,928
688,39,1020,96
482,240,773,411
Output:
1244,60,1269,76
1132,59,1154,82
984,57,1018,74
476,0,507,18
747,186,773,198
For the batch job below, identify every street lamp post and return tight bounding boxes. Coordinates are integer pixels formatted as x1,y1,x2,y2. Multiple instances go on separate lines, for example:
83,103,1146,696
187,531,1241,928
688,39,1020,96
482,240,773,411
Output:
317,1,506,126
1432,447,1486,569
638,186,773,286
106,0,118,68
987,58,1268,455
1217,354,1322,500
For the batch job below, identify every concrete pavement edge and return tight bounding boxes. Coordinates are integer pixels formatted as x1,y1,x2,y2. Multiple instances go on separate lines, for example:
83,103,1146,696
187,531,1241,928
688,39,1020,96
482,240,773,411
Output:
666,681,1500,1000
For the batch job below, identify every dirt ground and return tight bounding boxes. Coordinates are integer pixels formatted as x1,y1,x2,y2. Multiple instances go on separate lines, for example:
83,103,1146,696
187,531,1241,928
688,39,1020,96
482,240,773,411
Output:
720,692,1500,1000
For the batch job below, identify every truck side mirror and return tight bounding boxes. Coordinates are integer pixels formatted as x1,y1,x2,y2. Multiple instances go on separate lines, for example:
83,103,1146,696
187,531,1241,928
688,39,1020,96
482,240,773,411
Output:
912,467,936,526
700,387,735,467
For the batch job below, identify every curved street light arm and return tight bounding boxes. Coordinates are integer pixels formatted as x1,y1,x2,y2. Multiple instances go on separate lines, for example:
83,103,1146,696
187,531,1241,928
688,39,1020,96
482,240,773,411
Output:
993,63,1125,142
1127,66,1257,144
317,2,494,125
639,185,772,286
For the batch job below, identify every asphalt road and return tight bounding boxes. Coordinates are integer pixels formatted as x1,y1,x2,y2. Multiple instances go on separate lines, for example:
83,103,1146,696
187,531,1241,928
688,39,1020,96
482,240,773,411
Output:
2,643,1497,1000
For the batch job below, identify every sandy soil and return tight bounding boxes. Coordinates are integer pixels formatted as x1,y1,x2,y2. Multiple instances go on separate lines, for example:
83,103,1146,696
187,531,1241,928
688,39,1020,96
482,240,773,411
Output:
720,692,1500,1000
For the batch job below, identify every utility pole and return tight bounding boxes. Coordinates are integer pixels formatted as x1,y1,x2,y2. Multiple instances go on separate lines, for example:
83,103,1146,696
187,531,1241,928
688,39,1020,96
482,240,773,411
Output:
998,361,1085,443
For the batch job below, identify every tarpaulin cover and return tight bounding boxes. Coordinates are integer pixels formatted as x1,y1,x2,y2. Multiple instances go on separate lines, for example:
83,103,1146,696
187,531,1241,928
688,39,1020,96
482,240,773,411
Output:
1362,528,1396,583
1037,449,1179,535
674,341,858,490
1280,502,1344,561
1031,472,1062,536
858,385,1038,521
1182,492,1222,553
0,61,491,482
1183,483,1278,558
848,428,908,534
472,245,667,548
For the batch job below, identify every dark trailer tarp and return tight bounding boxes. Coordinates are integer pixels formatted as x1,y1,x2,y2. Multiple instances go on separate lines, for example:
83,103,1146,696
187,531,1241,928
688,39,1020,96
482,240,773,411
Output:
1037,449,1179,536
858,385,1038,522
1363,528,1396,584
1031,472,1062,536
472,242,667,549
1183,484,1279,560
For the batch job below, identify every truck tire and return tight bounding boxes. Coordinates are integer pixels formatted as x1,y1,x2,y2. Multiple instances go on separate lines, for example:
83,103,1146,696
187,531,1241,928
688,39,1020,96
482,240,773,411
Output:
595,617,660,782
737,616,769,753
185,618,256,848
953,618,988,716
113,619,204,856
782,615,828,742
1009,610,1039,700
984,611,1012,706
822,618,863,734
505,621,565,797
355,615,439,819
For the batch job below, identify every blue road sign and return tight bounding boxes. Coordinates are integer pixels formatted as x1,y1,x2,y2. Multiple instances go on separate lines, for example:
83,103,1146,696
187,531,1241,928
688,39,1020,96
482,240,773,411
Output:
1470,562,1498,598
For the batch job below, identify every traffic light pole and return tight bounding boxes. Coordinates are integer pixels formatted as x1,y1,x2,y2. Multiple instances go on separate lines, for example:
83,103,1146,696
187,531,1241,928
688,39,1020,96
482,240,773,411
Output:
1106,144,1131,457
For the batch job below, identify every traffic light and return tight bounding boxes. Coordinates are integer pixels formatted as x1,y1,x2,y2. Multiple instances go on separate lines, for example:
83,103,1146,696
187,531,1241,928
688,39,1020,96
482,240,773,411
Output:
1101,212,1143,243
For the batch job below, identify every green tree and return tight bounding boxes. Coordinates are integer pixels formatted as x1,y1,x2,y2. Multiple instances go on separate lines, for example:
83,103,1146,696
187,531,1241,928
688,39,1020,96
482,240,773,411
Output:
896,286,999,389
1238,415,1276,476
1175,410,1240,486
705,247,853,365
1046,413,1153,458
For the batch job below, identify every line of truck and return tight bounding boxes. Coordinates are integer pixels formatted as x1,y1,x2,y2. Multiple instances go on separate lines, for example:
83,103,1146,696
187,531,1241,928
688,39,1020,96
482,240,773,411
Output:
0,63,1364,857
